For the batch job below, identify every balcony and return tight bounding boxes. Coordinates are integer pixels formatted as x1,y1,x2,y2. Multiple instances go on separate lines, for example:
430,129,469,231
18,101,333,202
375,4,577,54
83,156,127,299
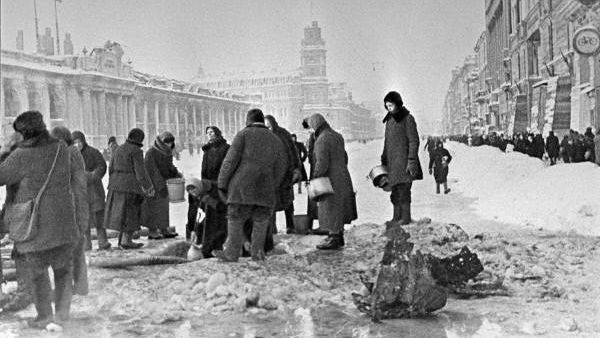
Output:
475,90,489,103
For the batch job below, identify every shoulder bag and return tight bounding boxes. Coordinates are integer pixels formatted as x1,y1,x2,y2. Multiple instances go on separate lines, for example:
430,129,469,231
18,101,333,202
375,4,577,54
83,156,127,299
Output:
5,145,61,243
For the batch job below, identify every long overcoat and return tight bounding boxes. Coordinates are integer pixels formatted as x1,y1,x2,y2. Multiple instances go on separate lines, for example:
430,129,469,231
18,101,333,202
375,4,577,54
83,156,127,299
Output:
271,125,299,211
107,140,153,195
381,110,421,186
312,124,357,231
218,124,287,209
142,138,180,230
80,142,107,212
0,134,88,254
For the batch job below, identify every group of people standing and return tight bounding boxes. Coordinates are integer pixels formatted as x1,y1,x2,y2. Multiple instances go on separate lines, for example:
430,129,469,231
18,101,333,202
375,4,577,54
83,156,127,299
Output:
447,126,600,166
0,90,423,327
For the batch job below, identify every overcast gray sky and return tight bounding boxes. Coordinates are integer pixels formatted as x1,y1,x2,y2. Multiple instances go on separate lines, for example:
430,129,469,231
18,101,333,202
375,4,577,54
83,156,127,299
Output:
1,0,484,125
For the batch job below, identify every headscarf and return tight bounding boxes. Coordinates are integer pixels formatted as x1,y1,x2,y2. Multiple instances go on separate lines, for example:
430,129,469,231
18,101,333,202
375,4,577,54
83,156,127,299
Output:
50,126,74,146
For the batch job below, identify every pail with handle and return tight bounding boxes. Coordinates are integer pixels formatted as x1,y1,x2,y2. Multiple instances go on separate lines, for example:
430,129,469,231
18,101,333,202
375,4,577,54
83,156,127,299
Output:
166,178,186,203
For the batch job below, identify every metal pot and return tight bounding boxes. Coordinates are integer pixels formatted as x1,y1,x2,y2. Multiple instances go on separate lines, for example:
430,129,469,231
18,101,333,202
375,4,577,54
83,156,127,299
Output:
308,177,334,201
368,165,391,190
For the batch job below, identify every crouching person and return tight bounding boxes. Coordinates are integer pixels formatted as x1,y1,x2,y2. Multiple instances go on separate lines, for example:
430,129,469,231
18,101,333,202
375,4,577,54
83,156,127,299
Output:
215,108,286,261
104,128,155,249
186,178,227,258
0,111,87,327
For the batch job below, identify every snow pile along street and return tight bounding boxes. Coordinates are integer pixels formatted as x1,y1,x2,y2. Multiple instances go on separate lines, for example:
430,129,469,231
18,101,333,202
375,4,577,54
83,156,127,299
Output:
446,141,600,236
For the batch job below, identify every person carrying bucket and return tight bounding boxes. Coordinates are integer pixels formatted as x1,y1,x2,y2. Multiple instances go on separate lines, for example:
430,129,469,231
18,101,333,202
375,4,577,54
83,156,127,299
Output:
141,131,182,240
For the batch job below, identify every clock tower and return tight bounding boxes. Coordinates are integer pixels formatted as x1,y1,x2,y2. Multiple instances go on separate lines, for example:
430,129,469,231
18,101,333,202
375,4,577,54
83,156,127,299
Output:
300,21,329,106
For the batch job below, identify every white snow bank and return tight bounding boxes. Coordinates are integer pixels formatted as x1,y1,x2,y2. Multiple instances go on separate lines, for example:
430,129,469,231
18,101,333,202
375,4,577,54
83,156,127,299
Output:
446,142,600,236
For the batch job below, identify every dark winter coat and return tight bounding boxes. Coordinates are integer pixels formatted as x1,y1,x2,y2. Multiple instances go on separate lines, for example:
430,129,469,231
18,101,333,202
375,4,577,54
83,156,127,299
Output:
0,133,88,254
533,135,545,159
201,138,230,181
107,140,153,195
381,109,422,186
294,141,308,181
270,123,300,210
428,147,452,184
144,138,180,198
218,123,287,209
594,135,600,165
545,133,560,158
79,142,107,212
312,121,357,229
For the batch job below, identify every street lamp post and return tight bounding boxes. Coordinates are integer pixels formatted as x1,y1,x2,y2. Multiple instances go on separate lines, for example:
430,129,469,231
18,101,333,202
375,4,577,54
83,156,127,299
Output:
54,0,62,55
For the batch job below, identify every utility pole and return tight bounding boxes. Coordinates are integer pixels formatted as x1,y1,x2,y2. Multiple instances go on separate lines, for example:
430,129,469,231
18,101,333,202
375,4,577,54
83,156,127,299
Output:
33,0,41,53
54,0,62,54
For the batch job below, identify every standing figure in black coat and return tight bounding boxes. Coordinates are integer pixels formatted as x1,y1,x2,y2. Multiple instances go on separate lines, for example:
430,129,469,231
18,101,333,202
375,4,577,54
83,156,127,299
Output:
545,131,560,165
380,91,422,225
186,126,229,253
428,141,452,194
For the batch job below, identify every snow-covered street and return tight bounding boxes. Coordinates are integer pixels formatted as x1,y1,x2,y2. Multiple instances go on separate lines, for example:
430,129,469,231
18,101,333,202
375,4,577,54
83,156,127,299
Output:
2,138,600,337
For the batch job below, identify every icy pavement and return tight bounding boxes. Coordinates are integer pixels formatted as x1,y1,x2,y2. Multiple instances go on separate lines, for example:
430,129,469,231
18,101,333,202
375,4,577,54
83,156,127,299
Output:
2,138,600,337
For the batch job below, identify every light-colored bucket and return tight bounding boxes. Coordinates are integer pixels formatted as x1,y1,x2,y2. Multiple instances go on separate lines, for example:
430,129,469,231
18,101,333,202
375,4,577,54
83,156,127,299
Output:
166,178,186,203
293,214,312,235
308,177,334,201
368,165,391,191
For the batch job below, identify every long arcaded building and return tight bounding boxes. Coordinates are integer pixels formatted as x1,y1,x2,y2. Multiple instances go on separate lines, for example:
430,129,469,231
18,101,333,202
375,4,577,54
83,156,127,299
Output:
1,41,260,150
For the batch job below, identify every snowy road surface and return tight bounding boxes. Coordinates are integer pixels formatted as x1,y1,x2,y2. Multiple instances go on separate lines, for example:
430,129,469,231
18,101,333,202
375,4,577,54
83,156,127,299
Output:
169,138,599,237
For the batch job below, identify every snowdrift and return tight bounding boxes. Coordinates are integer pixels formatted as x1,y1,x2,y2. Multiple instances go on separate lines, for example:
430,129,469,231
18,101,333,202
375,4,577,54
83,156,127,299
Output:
446,142,600,236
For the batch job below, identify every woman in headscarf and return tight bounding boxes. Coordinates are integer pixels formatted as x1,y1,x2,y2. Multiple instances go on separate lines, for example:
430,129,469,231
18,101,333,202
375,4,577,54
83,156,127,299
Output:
0,111,87,327
308,113,357,250
50,126,90,296
142,131,182,239
104,128,154,249
186,126,230,257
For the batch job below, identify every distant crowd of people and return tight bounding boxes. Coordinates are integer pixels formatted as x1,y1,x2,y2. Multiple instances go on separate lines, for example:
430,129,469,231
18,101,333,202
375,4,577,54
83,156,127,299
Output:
445,126,600,166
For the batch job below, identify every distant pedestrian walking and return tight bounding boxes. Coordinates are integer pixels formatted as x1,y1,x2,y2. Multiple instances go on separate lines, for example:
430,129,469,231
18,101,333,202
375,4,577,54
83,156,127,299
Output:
428,140,452,194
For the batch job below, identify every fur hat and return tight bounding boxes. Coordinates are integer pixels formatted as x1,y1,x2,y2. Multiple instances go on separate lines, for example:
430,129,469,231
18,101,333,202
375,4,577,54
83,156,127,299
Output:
13,111,47,140
246,108,264,125
127,128,145,144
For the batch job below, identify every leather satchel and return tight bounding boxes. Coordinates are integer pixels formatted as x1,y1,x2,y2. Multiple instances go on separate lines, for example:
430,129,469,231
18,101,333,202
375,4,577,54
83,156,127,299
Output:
5,146,61,243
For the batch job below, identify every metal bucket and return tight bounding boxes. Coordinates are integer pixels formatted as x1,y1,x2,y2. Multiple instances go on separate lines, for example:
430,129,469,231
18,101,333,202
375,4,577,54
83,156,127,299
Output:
368,165,391,191
166,178,186,203
293,214,312,235
308,177,334,201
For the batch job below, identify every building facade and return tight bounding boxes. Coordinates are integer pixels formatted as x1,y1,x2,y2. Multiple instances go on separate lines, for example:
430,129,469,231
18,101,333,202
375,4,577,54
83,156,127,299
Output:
195,21,378,141
1,41,259,150
443,0,600,136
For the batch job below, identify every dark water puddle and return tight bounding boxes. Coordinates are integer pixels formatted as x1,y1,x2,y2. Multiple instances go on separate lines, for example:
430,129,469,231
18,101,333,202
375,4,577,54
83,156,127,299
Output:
1,304,506,337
